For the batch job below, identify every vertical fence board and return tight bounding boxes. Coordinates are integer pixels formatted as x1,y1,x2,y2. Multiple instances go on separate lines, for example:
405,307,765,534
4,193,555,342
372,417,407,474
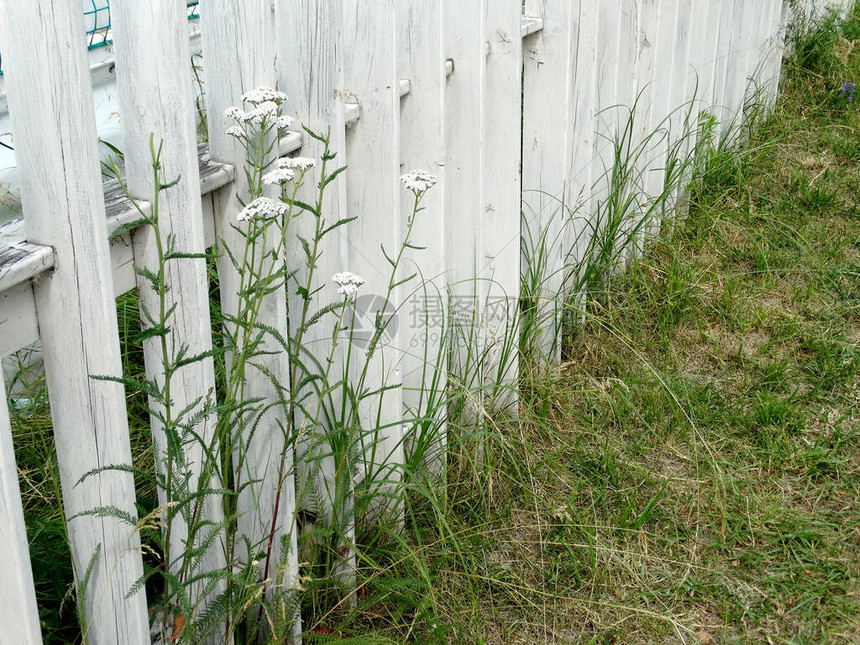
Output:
443,0,486,420
712,0,736,132
481,0,522,397
341,0,405,505
0,375,43,644
111,0,228,624
199,0,301,613
636,0,666,217
762,0,789,108
398,0,448,471
0,0,149,641
565,0,599,304
591,4,625,219
275,0,356,579
522,0,579,365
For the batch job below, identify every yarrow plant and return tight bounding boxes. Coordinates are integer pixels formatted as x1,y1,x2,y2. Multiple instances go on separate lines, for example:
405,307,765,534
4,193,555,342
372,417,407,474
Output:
86,85,447,641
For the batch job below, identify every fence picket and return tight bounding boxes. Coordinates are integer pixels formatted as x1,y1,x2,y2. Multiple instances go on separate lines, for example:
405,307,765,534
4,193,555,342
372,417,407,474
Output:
0,375,43,644
0,0,149,641
442,0,484,414
341,0,405,510
199,0,301,618
522,0,580,365
111,0,228,628
274,0,357,583
565,0,599,308
481,0,523,398
398,0,448,473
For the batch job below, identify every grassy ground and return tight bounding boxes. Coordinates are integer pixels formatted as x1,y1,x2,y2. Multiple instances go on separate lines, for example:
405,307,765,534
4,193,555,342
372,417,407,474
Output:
8,8,860,645
327,11,860,645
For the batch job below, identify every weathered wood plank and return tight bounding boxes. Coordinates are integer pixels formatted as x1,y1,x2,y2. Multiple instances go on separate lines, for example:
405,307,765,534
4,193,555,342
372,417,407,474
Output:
0,0,150,641
199,0,301,628
481,0,522,403
0,372,43,644
398,0,447,474
341,0,405,506
522,0,586,363
275,0,358,590
111,0,228,631
564,0,599,311
0,143,232,305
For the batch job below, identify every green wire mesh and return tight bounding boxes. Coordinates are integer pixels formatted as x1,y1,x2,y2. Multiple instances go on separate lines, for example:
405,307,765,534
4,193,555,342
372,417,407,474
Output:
85,0,201,49
0,1,200,73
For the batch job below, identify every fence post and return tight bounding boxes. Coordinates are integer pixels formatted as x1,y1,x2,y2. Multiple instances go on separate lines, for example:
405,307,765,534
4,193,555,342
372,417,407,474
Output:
397,0,448,476
0,0,149,641
111,0,228,630
199,0,301,622
341,0,406,509
0,375,43,644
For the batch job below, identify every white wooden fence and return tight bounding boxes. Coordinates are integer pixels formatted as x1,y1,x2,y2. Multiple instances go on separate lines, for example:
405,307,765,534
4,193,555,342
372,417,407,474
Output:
0,0,854,642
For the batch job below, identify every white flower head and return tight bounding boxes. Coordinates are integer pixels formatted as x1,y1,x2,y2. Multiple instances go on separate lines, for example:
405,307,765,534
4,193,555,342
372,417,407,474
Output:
237,197,290,222
332,271,365,298
278,157,316,171
224,106,244,121
226,125,244,139
275,115,295,129
244,101,279,125
262,167,296,186
400,169,438,194
224,101,281,126
242,87,289,105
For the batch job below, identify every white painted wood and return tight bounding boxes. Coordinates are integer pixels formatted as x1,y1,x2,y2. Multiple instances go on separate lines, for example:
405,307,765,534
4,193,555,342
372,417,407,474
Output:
762,0,790,109
111,0,228,630
591,4,625,221
565,0,599,310
0,373,43,644
274,0,356,583
341,0,406,505
481,0,522,404
199,0,300,620
0,282,40,358
398,0,448,474
522,0,598,363
521,0,576,365
443,0,485,414
636,0,667,229
0,0,149,641
711,0,736,134
700,0,726,114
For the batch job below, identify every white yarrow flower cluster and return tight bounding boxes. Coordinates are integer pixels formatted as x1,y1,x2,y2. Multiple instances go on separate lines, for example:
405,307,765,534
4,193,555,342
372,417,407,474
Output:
237,197,290,222
400,169,438,194
224,103,293,130
279,157,317,171
262,167,296,186
226,125,244,139
241,87,289,105
332,271,365,298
